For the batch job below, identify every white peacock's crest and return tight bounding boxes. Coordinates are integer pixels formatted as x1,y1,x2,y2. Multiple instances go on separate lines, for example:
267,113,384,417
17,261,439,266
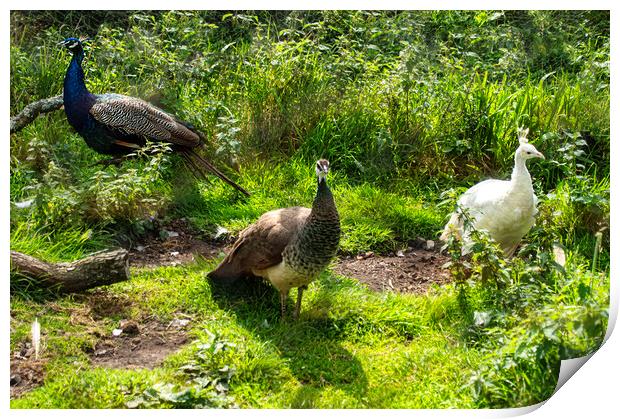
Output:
518,127,530,144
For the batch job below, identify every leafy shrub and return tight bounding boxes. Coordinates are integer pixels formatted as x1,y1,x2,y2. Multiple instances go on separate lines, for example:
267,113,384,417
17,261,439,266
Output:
22,142,173,230
444,195,609,407
127,331,238,408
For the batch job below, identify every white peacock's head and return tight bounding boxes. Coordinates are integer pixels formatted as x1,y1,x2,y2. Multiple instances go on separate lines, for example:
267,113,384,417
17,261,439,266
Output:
517,142,545,160
516,127,544,160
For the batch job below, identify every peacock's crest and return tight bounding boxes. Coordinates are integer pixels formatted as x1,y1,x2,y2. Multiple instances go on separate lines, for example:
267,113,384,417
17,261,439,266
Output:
518,127,530,144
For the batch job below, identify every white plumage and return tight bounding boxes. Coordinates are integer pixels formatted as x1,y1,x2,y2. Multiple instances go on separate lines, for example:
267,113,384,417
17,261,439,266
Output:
441,128,545,256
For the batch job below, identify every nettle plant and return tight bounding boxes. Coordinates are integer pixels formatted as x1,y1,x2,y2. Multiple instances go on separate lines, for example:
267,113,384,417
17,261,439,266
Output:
532,130,609,259
444,201,608,407
469,258,608,407
127,331,238,408
27,141,172,228
439,189,471,286
84,143,172,223
214,114,241,168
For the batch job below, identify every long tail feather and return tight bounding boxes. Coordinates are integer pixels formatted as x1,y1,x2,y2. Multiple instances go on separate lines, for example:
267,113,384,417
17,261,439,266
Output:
180,151,211,184
181,150,250,197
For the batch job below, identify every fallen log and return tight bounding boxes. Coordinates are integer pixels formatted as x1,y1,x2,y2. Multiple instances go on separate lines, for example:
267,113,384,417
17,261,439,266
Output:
10,249,130,293
10,95,64,134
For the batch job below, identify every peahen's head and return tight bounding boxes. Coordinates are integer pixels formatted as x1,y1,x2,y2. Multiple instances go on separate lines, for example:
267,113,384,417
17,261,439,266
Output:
315,159,330,182
59,37,89,55
516,128,545,161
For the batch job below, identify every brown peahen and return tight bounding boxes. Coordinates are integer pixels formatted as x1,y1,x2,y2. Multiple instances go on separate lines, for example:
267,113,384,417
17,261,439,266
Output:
208,159,341,319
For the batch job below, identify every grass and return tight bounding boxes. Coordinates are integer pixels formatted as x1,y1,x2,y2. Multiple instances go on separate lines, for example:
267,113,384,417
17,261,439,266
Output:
9,239,609,408
10,262,482,409
10,10,609,409
170,159,445,254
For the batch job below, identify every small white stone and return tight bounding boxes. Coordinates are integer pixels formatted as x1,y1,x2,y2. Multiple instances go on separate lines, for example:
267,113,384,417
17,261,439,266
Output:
136,245,145,252
425,240,435,250
170,251,180,257
164,230,179,238
112,329,123,337
553,243,566,267
170,318,190,328
14,199,34,209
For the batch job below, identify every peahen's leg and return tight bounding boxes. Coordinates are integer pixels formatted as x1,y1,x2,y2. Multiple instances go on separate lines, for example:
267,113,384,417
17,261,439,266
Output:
293,286,307,320
279,290,288,320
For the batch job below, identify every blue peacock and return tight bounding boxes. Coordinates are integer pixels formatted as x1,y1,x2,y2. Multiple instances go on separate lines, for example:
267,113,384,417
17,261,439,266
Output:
60,36,249,196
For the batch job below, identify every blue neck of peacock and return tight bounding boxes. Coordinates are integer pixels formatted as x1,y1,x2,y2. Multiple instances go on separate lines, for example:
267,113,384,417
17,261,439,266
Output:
63,49,95,130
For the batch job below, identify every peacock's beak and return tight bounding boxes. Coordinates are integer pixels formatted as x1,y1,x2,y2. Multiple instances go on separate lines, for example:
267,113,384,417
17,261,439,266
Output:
537,152,545,160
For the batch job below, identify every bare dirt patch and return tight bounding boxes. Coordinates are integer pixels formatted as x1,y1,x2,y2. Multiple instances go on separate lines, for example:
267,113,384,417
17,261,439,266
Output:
91,318,190,369
334,248,451,293
129,218,223,268
10,291,193,399
128,219,452,294
10,342,46,399
83,289,135,319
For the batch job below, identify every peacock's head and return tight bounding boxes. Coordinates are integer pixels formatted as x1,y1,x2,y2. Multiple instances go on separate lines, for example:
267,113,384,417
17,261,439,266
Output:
518,143,545,161
315,159,330,182
59,37,90,54
516,128,545,161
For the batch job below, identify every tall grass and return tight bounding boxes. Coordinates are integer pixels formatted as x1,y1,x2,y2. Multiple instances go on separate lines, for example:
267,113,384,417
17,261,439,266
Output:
11,11,609,183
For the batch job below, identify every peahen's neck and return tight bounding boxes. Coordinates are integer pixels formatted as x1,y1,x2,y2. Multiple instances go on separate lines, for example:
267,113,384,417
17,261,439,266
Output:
310,178,337,219
63,50,95,130
285,177,340,272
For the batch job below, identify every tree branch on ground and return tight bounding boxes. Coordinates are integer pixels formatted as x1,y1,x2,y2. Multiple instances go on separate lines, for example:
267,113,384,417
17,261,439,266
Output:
10,249,130,293
10,95,64,134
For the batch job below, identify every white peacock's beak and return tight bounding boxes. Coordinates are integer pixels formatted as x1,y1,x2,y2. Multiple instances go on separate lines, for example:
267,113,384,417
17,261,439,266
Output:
537,152,545,160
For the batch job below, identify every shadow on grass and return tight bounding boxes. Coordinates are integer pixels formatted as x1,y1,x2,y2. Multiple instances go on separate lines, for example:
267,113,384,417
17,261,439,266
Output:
209,276,369,408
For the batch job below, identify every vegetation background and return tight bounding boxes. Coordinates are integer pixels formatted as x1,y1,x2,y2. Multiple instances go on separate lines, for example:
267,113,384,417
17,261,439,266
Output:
10,10,610,408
